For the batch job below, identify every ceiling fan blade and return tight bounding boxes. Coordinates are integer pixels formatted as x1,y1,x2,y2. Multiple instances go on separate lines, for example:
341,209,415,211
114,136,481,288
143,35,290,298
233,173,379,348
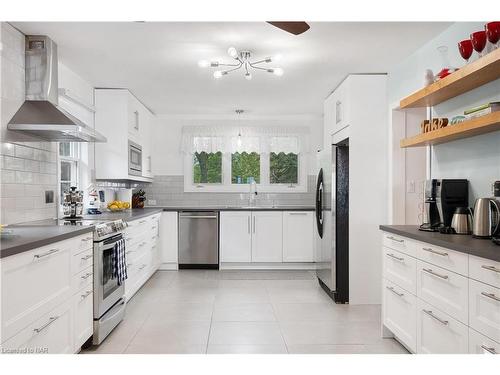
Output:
267,22,310,35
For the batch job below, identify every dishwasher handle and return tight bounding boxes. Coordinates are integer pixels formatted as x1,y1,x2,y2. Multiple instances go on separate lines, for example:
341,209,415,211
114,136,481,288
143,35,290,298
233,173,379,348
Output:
179,215,218,219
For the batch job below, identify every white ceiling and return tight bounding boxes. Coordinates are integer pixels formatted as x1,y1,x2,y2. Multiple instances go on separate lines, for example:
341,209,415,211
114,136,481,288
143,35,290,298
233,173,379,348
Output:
13,22,451,116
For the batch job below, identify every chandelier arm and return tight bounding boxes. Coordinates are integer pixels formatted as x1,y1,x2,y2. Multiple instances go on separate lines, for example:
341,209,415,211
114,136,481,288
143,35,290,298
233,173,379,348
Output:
249,59,269,65
218,62,241,67
221,64,244,74
249,64,270,72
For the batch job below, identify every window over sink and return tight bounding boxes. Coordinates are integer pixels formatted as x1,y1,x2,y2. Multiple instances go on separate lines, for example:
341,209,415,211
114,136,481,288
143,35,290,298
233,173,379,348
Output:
59,142,80,201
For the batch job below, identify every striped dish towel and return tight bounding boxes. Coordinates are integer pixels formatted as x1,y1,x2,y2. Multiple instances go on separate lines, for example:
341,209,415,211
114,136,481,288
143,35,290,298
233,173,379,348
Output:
113,238,128,285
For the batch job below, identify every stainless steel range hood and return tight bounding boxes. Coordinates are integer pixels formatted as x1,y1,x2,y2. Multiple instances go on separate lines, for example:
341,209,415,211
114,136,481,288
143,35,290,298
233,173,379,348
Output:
7,35,106,143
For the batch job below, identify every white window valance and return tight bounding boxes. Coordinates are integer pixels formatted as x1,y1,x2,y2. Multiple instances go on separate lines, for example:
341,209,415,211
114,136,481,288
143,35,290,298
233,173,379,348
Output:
181,126,310,154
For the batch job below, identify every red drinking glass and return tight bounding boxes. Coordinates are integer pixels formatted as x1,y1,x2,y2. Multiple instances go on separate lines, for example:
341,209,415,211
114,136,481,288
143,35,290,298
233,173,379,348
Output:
485,22,500,48
458,39,473,63
470,31,487,57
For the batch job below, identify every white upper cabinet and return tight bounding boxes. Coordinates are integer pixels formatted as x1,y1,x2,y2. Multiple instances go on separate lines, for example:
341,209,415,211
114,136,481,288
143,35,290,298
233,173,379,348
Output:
94,89,154,181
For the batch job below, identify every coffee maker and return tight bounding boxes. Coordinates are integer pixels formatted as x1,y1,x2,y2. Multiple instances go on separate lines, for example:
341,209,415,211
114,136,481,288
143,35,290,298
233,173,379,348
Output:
420,179,468,232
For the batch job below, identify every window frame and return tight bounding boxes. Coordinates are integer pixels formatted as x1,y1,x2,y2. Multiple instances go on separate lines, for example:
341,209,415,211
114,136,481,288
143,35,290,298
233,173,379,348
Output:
184,150,307,193
58,142,80,202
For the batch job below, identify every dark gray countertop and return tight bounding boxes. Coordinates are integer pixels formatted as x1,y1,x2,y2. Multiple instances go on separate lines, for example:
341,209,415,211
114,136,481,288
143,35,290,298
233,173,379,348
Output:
156,206,316,212
0,225,94,259
80,208,163,221
380,225,500,262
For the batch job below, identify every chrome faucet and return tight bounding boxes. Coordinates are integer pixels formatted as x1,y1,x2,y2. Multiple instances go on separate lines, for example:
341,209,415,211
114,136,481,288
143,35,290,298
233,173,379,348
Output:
248,178,258,206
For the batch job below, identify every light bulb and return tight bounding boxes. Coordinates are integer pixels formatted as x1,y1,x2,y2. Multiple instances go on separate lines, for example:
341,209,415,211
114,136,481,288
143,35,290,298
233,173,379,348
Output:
227,47,238,59
198,60,209,68
245,72,252,80
237,134,242,147
273,54,283,62
213,71,223,79
273,68,284,76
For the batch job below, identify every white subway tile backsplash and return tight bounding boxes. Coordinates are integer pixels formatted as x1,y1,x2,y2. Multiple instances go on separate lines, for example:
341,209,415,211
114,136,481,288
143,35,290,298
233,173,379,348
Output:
0,183,25,197
0,142,15,156
39,161,56,174
3,155,24,170
1,169,16,183
15,170,34,184
14,144,35,160
24,159,40,172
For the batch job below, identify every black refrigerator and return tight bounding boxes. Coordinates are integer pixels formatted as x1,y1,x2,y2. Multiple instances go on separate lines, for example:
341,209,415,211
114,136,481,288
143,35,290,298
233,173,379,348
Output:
315,139,349,303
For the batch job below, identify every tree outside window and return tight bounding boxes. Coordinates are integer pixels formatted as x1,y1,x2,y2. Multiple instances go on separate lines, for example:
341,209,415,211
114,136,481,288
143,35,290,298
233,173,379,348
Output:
231,152,260,184
193,151,222,183
270,152,298,184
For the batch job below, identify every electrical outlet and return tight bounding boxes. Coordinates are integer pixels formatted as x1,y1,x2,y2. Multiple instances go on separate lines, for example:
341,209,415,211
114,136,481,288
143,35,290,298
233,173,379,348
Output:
406,180,415,194
148,199,157,206
45,190,54,204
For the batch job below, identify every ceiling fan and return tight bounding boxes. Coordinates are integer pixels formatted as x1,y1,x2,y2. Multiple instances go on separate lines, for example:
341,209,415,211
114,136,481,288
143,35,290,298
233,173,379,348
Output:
267,21,310,35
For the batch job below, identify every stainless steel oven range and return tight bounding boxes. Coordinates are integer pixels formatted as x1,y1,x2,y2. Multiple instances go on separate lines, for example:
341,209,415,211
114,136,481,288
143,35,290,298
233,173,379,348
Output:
92,219,127,345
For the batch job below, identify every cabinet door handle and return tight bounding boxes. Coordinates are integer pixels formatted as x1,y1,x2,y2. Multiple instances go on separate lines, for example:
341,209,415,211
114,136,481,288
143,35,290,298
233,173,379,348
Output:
481,265,500,273
289,212,308,215
81,254,93,261
33,316,59,333
480,345,497,354
422,268,449,280
386,236,404,243
81,272,92,280
253,216,256,234
81,290,92,299
481,292,500,302
247,216,250,234
422,309,448,325
386,253,404,262
422,247,448,257
134,110,139,130
386,286,404,297
34,249,59,259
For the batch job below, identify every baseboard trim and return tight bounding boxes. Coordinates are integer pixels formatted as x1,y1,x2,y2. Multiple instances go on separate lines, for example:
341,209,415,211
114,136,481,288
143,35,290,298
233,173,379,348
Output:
158,263,179,270
220,263,316,270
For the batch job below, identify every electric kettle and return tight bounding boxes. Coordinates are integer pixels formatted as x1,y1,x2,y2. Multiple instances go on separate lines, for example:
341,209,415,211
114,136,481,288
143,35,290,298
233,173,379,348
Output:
450,207,473,235
472,198,500,238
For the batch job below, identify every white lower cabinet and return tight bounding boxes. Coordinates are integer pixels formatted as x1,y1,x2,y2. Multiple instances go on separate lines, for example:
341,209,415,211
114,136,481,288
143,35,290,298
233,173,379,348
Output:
159,211,178,268
220,211,252,262
2,297,74,354
251,212,283,262
381,231,500,354
417,299,468,354
73,286,93,352
220,210,314,267
383,279,417,352
469,279,500,343
469,328,500,354
283,212,314,262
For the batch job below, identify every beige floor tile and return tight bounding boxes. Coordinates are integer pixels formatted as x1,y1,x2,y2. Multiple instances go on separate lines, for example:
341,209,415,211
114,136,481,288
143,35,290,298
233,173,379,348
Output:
133,320,211,346
212,303,276,322
209,322,285,345
363,339,410,354
267,286,333,303
149,302,213,321
124,342,206,354
215,287,270,304
287,344,366,354
279,321,382,345
160,286,217,303
272,302,338,322
207,344,287,354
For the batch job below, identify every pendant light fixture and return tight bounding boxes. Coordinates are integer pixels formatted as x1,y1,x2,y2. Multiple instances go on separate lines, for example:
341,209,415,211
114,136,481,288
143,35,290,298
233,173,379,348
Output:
236,109,244,147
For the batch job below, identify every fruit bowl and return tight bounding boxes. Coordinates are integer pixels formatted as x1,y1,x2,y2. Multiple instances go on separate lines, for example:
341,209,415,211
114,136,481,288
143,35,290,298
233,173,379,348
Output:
107,200,131,212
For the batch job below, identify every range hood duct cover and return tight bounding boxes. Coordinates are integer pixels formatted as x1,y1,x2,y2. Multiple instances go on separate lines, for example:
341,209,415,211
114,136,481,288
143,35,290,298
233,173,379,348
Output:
7,35,106,143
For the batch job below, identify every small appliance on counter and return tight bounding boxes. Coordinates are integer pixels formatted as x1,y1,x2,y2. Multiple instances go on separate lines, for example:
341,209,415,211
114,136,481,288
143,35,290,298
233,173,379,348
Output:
493,181,500,245
419,179,468,232
473,197,500,239
450,207,473,235
62,186,84,219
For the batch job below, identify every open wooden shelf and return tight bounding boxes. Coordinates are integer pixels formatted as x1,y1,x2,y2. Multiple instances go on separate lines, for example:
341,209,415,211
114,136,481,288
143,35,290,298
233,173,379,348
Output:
400,112,500,148
400,48,500,109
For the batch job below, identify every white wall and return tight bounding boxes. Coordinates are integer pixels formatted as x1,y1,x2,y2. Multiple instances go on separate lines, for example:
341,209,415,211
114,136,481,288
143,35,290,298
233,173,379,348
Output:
388,22,500,205
151,114,323,176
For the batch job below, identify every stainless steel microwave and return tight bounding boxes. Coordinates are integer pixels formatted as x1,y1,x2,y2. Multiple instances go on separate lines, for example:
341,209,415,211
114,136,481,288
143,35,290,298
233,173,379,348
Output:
128,140,142,176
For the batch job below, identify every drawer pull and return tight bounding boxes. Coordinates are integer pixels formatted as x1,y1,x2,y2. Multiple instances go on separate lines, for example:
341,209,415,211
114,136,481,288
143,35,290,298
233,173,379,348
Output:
422,247,448,257
481,292,500,302
289,212,308,215
422,309,448,325
481,265,500,273
139,220,147,224
33,316,59,333
139,264,147,270
480,345,497,354
386,286,404,297
81,254,93,261
81,237,93,242
138,242,147,247
422,268,449,280
81,290,92,299
386,253,404,262
81,273,92,280
34,249,59,259
386,236,404,243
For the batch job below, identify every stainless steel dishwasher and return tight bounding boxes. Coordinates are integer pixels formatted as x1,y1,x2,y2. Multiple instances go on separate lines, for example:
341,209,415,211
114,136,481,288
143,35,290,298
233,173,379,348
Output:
178,211,219,269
